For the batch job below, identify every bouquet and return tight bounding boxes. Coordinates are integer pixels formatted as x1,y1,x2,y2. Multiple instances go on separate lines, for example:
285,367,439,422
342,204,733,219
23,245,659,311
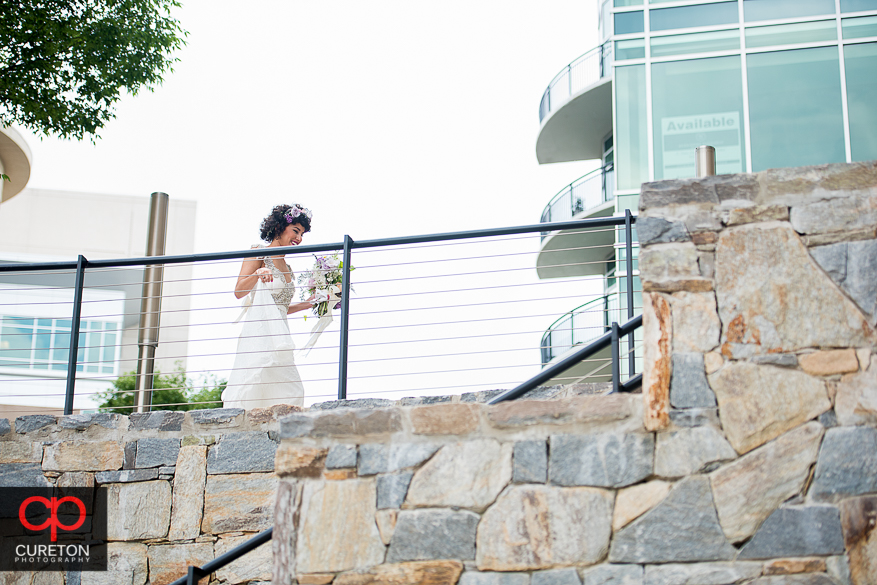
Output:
298,254,353,317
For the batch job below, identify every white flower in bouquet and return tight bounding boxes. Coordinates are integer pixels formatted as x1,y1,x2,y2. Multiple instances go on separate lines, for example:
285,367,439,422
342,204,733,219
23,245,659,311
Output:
298,254,353,317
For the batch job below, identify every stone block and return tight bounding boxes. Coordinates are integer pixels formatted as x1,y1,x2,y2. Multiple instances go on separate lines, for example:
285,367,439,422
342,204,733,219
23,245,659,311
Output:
790,192,877,235
839,496,877,585
133,437,180,469
358,442,439,476
710,422,823,542
532,568,581,585
206,431,276,474
80,542,147,585
274,445,327,478
311,398,394,410
513,440,547,483
709,362,830,454
727,204,789,226
642,278,714,293
764,559,828,576
215,534,273,584
411,403,480,435
0,418,10,435
181,434,216,447
655,426,736,478
0,441,42,463
296,478,385,573
825,556,853,585
399,395,454,405
637,217,690,245
738,507,845,559
168,445,207,541
406,439,512,512
0,463,50,487
190,408,245,425
325,444,357,469
643,292,672,432
749,575,837,584
643,562,762,585
582,564,643,585
459,573,530,585
129,410,184,431
613,480,672,530
43,440,124,472
95,469,159,483
799,349,860,376
15,415,56,434
476,484,612,570
665,292,721,354
834,363,877,426
375,509,397,545
59,413,123,431
57,472,94,488
609,477,735,563
670,353,716,408
487,395,637,429
640,177,721,208
202,472,275,533
549,433,654,488
810,426,877,502
273,480,299,585
751,353,799,367
324,468,356,480
146,542,213,585
640,243,701,283
387,508,479,562
669,408,719,428
281,408,403,438
246,403,300,423
104,480,172,540
460,389,503,403
299,575,335,585
333,561,464,585
377,471,413,509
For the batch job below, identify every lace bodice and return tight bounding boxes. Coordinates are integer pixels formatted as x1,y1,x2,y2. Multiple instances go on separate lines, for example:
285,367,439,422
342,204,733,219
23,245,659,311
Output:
253,244,295,310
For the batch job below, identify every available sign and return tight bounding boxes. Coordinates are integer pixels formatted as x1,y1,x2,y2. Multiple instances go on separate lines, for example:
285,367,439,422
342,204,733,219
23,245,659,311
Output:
661,112,743,179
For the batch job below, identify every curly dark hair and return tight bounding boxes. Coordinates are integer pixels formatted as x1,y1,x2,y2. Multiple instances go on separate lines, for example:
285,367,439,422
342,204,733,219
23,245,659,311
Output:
260,204,312,242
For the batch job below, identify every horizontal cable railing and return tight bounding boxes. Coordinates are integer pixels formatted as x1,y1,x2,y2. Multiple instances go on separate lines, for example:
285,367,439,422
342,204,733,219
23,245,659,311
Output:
0,214,640,415
538,41,614,123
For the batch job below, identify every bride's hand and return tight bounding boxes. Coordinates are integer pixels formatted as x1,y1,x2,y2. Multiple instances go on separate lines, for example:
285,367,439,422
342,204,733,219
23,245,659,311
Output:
255,267,273,283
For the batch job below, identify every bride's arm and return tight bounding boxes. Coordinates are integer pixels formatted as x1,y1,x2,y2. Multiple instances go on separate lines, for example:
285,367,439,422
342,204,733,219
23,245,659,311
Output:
234,257,270,299
287,301,314,315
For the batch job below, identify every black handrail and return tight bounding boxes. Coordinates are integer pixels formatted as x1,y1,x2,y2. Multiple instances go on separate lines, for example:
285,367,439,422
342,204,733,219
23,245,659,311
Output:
168,528,273,585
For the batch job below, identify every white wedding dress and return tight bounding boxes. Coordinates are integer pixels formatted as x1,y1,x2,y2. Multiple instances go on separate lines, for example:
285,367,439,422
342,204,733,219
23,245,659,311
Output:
221,246,305,409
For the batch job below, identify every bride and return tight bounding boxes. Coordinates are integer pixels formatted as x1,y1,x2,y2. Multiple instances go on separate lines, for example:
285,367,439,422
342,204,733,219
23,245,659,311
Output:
221,204,315,409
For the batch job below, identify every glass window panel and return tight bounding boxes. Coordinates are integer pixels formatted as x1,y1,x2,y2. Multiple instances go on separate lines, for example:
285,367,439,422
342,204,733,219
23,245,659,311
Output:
651,29,740,56
34,331,51,362
650,3,738,32
615,0,643,6
845,42,877,161
748,47,845,171
616,65,649,190
615,11,645,34
843,15,877,37
652,56,746,180
744,0,836,22
841,0,877,12
746,20,837,47
87,331,100,373
616,38,646,59
37,319,53,327
0,320,33,362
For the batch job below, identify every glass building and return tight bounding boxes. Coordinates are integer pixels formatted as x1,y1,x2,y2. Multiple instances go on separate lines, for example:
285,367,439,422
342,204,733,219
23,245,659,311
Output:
536,0,877,382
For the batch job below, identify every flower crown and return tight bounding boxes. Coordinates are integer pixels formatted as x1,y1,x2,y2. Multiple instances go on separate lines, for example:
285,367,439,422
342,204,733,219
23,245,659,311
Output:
284,205,313,223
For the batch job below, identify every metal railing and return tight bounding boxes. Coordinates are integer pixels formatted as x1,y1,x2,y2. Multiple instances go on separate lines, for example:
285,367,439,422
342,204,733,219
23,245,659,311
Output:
540,295,610,365
538,41,613,123
168,527,272,585
540,164,615,237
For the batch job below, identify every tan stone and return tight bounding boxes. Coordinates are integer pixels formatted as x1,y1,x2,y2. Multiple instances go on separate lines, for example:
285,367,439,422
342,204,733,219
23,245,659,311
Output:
272,480,301,585
405,439,512,512
202,473,276,533
763,558,827,575
802,225,877,247
57,471,94,488
215,534,273,584
105,480,172,540
710,421,824,542
666,291,721,353
410,403,479,435
613,480,673,531
333,561,463,585
858,348,872,370
147,542,214,585
168,445,207,541
704,351,724,374
487,394,636,429
247,403,300,423
296,479,385,574
324,468,357,480
0,442,42,464
375,508,398,545
692,231,719,245
799,349,860,376
835,363,877,426
476,484,613,570
298,575,336,585
275,445,328,478
709,362,830,454
643,292,671,431
1,572,64,585
839,496,877,585
311,408,402,437
727,205,789,226
80,542,148,585
642,279,715,293
42,440,123,471
640,243,701,282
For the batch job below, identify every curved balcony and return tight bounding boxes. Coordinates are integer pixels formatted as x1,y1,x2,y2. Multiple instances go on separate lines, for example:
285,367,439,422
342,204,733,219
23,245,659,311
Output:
536,42,613,164
0,126,32,203
537,165,616,280
540,295,614,384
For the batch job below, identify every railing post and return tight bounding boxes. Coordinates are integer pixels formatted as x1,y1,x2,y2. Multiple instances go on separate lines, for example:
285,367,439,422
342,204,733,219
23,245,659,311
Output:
611,322,620,394
64,255,87,415
695,145,716,178
337,235,354,400
625,209,636,378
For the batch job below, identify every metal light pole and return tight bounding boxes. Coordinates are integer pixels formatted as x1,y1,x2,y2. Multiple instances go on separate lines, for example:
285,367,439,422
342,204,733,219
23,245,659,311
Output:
134,193,169,412
695,145,717,178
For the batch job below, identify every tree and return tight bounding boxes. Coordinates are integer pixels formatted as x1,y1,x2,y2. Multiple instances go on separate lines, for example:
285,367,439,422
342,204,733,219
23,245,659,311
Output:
95,366,225,412
0,0,186,140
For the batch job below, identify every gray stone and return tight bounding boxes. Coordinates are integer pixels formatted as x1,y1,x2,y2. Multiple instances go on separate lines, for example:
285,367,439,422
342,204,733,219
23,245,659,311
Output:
790,192,877,235
825,556,853,585
459,573,529,585
15,414,55,433
749,576,836,585
810,426,877,502
95,469,159,483
190,408,244,424
59,413,122,431
532,568,581,585
325,444,357,469
550,433,654,488
0,418,10,435
583,564,643,585
399,395,454,406
310,398,393,410
670,353,716,408
810,239,877,323
104,480,172,539
279,412,314,438
609,476,735,563
738,506,845,559
386,508,479,562
123,441,136,470
640,177,721,208
654,426,737,478
819,409,839,428
669,408,719,428
206,431,277,474
133,437,180,469
751,353,799,367
158,465,175,475
638,217,690,245
377,471,413,509
202,473,276,534
358,442,439,476
644,563,763,585
129,410,184,431
461,389,503,403
0,462,50,487
513,440,547,483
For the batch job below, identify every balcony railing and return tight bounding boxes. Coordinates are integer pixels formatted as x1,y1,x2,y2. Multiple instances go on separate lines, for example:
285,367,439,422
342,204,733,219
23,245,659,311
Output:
539,42,613,123
540,164,615,237
540,295,611,366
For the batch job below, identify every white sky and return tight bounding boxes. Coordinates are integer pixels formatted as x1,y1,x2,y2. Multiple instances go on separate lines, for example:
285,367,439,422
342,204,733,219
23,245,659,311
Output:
13,1,612,406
